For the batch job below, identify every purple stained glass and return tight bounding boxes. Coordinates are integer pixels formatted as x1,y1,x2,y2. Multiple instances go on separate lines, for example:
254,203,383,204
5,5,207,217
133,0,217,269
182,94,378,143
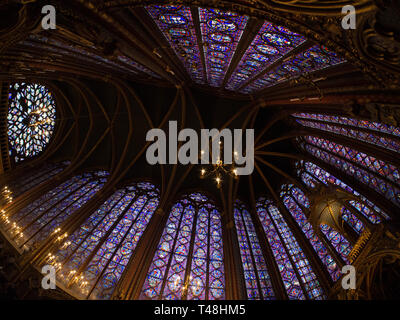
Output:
320,224,352,263
256,198,325,300
298,160,388,222
234,200,275,300
226,21,306,91
147,5,205,84
294,118,400,153
26,34,159,79
301,140,400,207
140,193,225,300
304,136,400,186
341,207,365,235
199,8,248,87
293,113,400,138
280,188,341,282
300,171,318,189
243,45,345,93
9,171,108,250
48,182,160,299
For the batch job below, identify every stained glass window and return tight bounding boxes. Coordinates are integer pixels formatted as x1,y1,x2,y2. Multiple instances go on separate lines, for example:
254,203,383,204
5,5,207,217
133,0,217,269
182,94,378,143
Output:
5,171,108,251
280,186,342,281
226,21,305,91
341,207,365,235
296,166,366,235
285,185,353,263
300,137,400,207
0,161,69,208
146,5,205,84
304,136,400,187
242,45,345,94
256,198,325,299
146,8,344,94
296,160,389,223
293,113,400,137
45,182,160,299
141,192,225,300
199,8,248,87
233,200,275,300
8,83,57,163
320,224,352,262
293,113,400,153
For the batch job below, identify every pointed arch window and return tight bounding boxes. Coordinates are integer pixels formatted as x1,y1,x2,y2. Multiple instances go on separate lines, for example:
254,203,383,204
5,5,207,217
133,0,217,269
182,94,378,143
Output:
282,185,353,264
300,136,400,207
5,171,108,251
141,192,225,300
44,182,160,300
293,113,400,153
8,83,57,163
279,186,342,281
256,198,325,299
233,200,275,300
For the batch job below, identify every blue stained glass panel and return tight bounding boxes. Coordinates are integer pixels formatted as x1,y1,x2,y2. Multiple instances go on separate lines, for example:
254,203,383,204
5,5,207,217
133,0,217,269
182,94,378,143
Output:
226,21,306,91
298,160,389,222
234,200,275,300
0,162,67,207
141,193,225,300
304,136,400,187
199,8,248,87
293,113,400,138
9,171,108,250
293,113,400,153
256,198,325,300
147,5,205,84
49,182,159,299
243,45,345,93
280,188,341,282
301,140,400,207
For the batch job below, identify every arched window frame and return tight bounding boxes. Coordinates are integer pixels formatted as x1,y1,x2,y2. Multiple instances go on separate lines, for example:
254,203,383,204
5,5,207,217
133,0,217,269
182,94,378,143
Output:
233,199,275,300
256,197,326,300
298,136,400,208
4,170,109,252
140,191,225,300
42,179,161,300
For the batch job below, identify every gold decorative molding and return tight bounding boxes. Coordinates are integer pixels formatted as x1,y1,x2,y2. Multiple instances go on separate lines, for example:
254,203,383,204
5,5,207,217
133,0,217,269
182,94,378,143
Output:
348,228,372,264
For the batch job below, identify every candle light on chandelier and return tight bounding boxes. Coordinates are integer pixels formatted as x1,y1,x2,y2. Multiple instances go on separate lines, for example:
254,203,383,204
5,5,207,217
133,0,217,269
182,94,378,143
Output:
200,149,239,188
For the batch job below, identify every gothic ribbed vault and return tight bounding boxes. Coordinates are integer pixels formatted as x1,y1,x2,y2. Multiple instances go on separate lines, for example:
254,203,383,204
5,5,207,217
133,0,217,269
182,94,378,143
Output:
1,0,400,301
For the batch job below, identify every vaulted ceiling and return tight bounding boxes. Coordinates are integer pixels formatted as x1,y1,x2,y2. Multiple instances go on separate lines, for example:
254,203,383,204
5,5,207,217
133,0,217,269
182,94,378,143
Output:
1,0,400,212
